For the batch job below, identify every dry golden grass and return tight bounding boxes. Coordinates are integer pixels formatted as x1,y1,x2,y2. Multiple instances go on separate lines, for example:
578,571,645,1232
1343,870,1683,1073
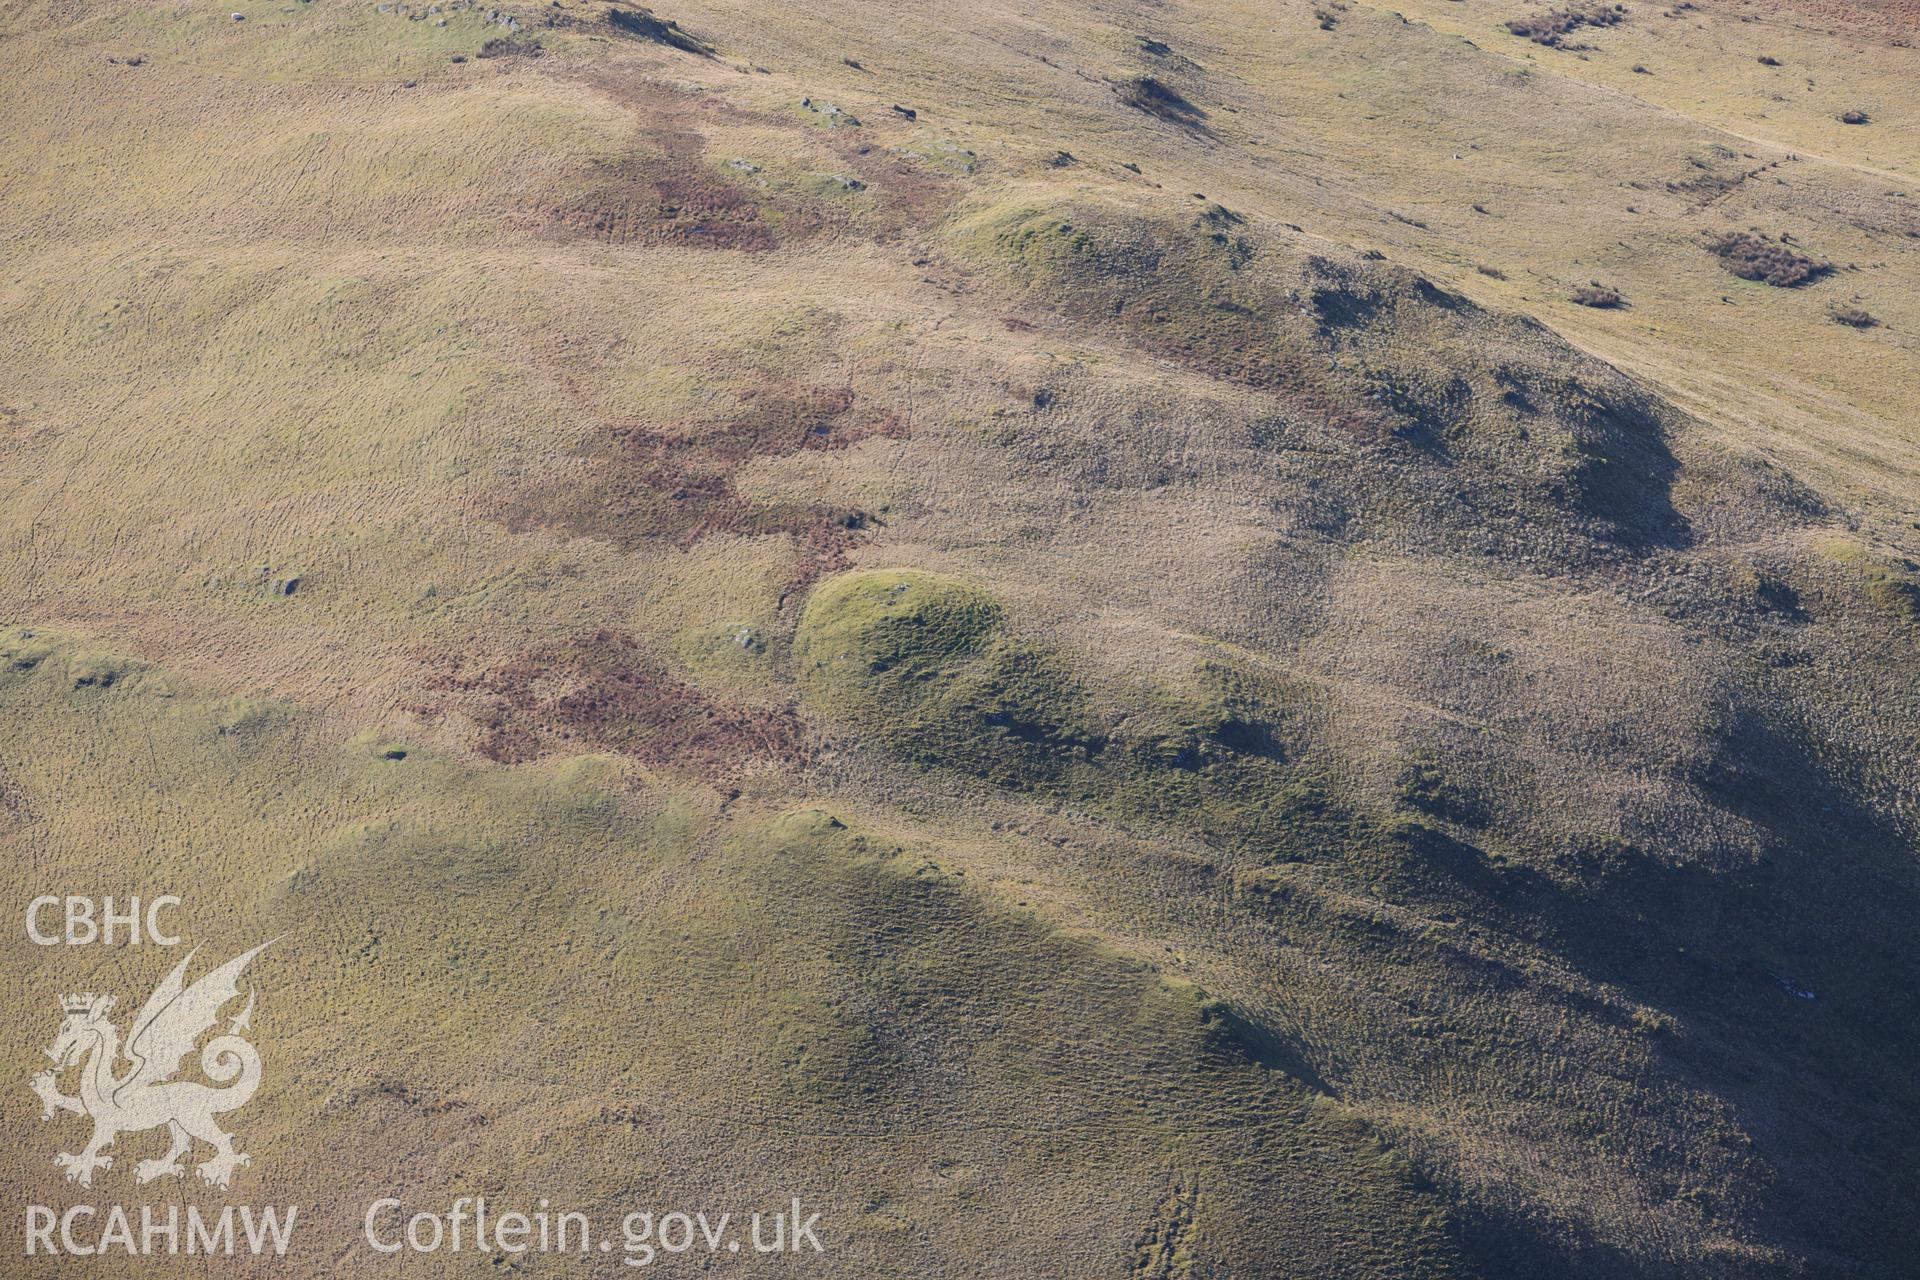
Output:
2,0,1917,1275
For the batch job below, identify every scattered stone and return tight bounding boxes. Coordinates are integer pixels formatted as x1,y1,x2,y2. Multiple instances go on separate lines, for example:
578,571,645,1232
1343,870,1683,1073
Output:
606,6,714,55
890,103,917,120
1048,150,1078,167
1115,75,1207,129
801,99,861,127
1505,3,1626,47
230,10,245,19
1840,109,1870,125
476,35,541,57
897,137,975,173
1705,230,1831,286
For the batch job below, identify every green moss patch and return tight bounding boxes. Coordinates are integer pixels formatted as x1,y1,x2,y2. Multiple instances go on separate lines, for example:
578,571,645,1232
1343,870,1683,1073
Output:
795,569,1096,790
797,572,1352,860
1821,538,1920,626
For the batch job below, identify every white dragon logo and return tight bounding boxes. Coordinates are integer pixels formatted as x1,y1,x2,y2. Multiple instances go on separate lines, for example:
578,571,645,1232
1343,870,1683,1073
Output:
29,943,270,1189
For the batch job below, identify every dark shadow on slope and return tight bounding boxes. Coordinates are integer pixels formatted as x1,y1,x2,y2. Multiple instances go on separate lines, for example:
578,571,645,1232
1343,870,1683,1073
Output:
1398,706,1920,1278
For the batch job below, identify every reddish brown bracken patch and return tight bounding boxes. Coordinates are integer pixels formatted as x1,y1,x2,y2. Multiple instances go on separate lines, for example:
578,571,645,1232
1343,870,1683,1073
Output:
1689,0,1919,42
547,66,966,254
539,119,776,251
527,71,782,252
495,383,904,585
436,630,806,772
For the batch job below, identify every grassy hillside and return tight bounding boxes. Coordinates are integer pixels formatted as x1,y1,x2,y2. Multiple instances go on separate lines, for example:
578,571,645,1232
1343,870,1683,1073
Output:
1,0,1915,1275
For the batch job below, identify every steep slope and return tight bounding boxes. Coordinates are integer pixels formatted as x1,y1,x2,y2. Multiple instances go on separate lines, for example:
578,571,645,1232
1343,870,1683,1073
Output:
0,0,1916,1277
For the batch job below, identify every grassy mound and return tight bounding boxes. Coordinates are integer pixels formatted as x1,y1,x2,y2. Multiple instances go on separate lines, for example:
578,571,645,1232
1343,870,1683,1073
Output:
0,634,1470,1278
796,571,1351,858
795,570,1098,790
952,195,1694,556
